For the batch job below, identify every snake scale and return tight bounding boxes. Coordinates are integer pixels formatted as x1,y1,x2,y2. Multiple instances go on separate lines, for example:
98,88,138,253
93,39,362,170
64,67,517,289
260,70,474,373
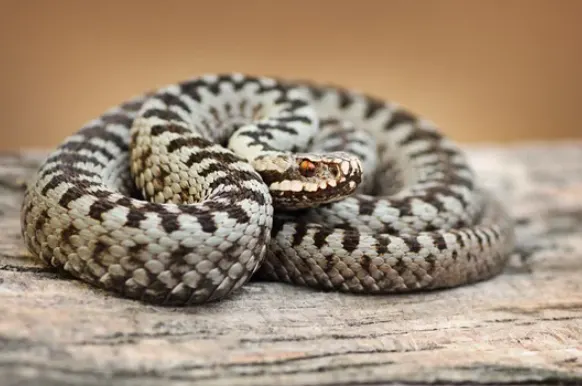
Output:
20,73,515,305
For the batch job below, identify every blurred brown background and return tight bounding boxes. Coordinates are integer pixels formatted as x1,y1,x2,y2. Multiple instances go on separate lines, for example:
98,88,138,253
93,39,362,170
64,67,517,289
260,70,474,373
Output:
1,0,581,150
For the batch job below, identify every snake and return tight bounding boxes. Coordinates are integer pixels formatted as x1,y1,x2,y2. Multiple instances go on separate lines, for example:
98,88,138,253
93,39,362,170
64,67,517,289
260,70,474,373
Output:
20,73,515,305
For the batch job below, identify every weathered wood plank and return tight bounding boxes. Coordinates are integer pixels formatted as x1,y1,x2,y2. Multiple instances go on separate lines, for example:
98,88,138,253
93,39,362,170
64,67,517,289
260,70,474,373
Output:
1,143,581,386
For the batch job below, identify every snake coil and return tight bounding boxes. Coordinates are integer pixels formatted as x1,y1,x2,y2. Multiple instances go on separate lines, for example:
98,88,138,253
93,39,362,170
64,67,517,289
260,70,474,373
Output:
21,73,515,305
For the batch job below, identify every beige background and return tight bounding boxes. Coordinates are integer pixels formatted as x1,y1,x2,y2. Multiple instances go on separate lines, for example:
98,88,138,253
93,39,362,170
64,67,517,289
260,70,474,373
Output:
1,0,581,150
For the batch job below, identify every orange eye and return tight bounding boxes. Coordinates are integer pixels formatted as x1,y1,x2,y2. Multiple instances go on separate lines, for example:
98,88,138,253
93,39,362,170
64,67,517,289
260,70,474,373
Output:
299,160,316,177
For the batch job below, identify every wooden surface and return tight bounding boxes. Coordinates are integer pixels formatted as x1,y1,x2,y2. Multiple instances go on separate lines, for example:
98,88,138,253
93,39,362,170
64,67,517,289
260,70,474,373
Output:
1,142,582,386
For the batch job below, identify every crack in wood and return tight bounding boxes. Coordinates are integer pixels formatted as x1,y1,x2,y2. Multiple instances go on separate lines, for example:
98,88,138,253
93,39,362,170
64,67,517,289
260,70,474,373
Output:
0,264,56,274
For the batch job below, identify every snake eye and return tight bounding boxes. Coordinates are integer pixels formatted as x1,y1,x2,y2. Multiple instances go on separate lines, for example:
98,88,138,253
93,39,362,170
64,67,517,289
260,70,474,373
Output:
299,160,316,177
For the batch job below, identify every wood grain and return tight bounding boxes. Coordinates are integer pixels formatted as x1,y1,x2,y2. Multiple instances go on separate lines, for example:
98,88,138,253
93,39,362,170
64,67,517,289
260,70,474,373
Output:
1,143,581,386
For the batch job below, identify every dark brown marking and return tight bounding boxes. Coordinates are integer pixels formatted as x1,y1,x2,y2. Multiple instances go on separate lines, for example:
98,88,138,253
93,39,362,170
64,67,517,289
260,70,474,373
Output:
91,241,109,261
313,226,334,249
33,209,49,238
50,152,107,168
150,124,189,136
375,235,390,255
101,113,133,128
273,115,313,125
58,182,102,208
120,99,144,112
238,99,248,116
359,255,372,271
338,90,353,109
88,198,116,221
341,227,360,253
206,201,250,225
180,80,203,102
179,206,218,234
60,224,78,247
433,234,448,251
357,197,376,216
40,174,67,197
160,214,181,234
142,109,184,122
224,102,232,118
209,107,220,122
185,149,241,168
291,224,308,247
167,136,212,153
81,125,129,152
155,93,191,113
41,164,100,181
384,110,417,131
125,209,147,229
364,97,385,119
206,81,221,96
60,142,115,161
399,129,443,147
277,98,309,113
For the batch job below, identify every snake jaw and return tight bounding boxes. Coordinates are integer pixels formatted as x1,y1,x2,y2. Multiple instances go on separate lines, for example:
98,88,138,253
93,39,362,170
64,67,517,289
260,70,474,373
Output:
256,152,363,210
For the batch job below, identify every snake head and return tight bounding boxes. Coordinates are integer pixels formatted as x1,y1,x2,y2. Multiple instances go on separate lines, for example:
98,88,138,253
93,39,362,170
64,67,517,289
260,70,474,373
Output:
254,151,363,210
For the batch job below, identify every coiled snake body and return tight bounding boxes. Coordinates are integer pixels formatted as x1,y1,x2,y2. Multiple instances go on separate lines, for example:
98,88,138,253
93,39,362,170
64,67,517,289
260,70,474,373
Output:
20,74,515,305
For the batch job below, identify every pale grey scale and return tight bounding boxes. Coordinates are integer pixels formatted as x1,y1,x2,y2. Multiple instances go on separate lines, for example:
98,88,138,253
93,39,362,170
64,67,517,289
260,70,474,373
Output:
21,73,515,305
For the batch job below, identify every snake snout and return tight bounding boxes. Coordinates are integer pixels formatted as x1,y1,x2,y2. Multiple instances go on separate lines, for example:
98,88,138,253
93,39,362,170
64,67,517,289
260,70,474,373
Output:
265,152,362,210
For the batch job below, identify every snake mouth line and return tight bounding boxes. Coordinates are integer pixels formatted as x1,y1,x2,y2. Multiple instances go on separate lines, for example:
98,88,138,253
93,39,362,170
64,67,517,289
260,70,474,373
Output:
258,156,363,209
269,176,361,209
